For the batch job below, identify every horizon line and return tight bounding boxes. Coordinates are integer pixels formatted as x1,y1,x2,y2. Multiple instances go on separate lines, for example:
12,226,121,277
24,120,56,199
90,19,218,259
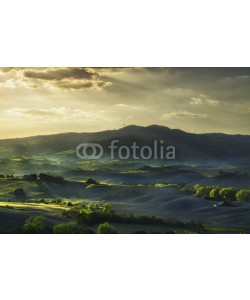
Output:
1,124,249,140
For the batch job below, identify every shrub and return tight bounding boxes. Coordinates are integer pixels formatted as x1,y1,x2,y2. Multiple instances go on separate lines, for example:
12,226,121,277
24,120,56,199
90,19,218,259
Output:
86,178,98,185
154,183,167,188
98,222,117,234
219,188,238,201
0,174,5,178
209,188,222,200
195,185,215,199
23,216,51,234
39,173,65,184
14,187,26,197
23,174,37,181
236,190,250,202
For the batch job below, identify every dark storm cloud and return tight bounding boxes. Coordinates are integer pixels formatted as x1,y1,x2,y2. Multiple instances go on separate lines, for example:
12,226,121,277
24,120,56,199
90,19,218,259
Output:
0,67,112,90
102,67,250,103
24,67,97,81
147,68,250,101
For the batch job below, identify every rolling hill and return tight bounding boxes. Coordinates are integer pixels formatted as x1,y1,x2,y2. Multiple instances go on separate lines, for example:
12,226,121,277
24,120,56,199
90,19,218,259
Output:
0,125,250,163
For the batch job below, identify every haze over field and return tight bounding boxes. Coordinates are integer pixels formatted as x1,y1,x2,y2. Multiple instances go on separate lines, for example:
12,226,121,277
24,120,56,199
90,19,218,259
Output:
0,67,250,138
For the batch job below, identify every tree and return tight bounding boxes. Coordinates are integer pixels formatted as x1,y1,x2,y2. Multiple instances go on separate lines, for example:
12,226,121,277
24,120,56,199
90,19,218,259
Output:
23,174,37,181
219,188,238,201
209,188,221,200
14,188,26,197
39,173,65,184
103,201,113,213
23,216,51,233
86,178,98,185
236,190,250,202
98,222,117,234
195,185,215,199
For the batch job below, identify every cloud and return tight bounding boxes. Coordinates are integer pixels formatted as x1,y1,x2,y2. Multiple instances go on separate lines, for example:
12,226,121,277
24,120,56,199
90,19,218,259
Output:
114,103,140,110
206,99,219,106
0,67,250,136
0,67,112,90
190,97,202,105
162,111,208,118
190,95,220,106
24,68,96,81
1,107,112,122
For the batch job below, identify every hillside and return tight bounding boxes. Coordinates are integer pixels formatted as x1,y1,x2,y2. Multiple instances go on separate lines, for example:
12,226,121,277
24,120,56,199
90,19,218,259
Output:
0,125,250,163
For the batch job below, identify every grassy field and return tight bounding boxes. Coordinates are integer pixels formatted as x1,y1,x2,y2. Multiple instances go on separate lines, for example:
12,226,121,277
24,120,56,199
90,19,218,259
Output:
0,170,249,233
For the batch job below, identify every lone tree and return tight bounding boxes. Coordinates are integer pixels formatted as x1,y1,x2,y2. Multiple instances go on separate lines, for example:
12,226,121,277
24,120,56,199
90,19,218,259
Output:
86,178,98,185
14,188,26,197
98,222,117,234
23,216,51,234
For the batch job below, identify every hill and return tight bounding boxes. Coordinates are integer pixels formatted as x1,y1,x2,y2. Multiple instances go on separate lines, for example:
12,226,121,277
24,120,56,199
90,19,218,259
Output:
0,125,249,164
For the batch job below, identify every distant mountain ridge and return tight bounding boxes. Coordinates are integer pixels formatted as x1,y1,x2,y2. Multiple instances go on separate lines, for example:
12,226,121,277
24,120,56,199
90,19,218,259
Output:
0,125,250,163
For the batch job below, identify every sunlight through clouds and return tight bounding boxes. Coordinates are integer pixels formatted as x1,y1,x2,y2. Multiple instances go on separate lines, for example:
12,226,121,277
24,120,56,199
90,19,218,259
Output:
0,67,249,137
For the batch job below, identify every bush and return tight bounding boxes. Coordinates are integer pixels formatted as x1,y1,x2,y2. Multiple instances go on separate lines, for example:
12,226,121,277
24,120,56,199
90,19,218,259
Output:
39,173,65,184
194,185,215,199
0,174,5,178
53,222,94,234
209,188,222,200
86,178,98,185
14,188,26,197
219,188,238,201
236,190,250,202
23,174,37,181
23,216,51,234
154,183,168,188
98,222,117,234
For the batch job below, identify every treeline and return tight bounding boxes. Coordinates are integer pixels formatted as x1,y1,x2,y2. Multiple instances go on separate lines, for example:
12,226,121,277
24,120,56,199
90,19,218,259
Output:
154,183,250,203
61,201,205,232
0,173,67,184
0,200,207,234
193,184,250,202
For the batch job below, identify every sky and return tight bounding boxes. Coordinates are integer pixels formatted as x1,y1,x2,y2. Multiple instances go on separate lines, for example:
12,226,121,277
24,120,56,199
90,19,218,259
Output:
0,67,249,138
